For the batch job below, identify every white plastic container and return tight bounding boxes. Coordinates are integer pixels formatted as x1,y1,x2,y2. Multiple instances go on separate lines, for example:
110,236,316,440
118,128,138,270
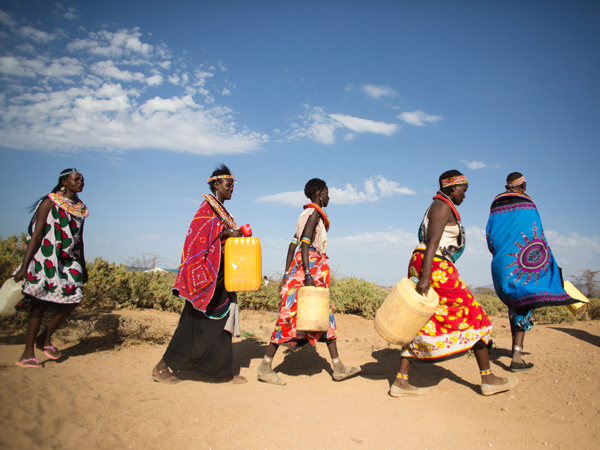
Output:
296,286,330,332
0,278,23,316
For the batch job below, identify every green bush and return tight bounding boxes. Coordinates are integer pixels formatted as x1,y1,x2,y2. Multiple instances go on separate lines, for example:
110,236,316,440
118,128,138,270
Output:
0,233,27,284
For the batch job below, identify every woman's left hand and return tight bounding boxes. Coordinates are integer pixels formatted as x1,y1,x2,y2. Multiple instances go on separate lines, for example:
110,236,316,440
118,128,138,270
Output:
303,276,316,287
221,228,243,239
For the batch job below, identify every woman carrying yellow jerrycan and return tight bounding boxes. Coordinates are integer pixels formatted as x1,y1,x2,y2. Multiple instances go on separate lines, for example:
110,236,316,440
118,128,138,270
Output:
388,170,518,397
257,178,359,385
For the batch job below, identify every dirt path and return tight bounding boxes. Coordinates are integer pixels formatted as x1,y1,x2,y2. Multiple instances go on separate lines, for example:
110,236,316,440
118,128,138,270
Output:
1,310,599,450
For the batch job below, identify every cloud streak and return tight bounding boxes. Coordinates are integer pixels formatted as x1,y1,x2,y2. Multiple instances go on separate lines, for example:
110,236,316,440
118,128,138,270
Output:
397,110,443,126
286,106,398,145
257,176,415,206
361,84,398,99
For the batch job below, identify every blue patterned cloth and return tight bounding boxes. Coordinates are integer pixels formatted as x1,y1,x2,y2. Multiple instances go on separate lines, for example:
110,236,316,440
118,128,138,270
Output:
486,193,575,312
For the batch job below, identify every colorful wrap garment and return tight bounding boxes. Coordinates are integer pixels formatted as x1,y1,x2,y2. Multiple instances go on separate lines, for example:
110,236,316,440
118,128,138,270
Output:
172,194,234,313
486,192,576,313
400,251,493,361
20,192,88,304
270,249,336,347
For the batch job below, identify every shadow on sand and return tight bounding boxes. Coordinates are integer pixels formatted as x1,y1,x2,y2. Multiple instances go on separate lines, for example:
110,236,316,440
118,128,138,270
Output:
549,327,600,348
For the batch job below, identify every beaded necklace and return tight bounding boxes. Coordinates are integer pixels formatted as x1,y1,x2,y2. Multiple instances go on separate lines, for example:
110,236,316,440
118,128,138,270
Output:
203,194,238,230
48,192,89,218
433,192,461,223
304,203,330,231
492,191,535,205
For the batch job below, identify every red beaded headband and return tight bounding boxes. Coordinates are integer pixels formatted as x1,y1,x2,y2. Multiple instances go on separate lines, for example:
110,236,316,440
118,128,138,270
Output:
506,176,525,187
207,174,237,184
440,175,468,188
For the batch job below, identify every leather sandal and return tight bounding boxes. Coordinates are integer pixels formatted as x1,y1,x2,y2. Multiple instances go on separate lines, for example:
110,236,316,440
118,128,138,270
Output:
389,384,429,397
481,376,518,396
510,361,534,372
257,364,286,386
151,366,181,385
332,363,360,381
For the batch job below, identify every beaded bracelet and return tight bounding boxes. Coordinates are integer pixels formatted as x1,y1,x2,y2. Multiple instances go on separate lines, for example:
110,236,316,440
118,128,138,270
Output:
301,237,312,245
291,237,299,245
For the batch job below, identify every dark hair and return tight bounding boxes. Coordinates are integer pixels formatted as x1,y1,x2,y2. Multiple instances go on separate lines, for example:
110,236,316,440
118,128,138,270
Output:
28,168,79,213
438,169,464,196
208,164,232,194
506,172,523,183
304,178,327,199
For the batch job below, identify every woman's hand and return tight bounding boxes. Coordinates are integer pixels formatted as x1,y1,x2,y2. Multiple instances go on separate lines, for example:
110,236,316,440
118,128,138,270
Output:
221,228,243,239
13,267,26,283
303,276,316,287
416,277,430,296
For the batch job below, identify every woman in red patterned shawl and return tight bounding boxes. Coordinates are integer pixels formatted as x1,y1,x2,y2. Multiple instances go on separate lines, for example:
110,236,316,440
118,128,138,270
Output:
391,170,518,397
257,178,359,385
151,164,246,384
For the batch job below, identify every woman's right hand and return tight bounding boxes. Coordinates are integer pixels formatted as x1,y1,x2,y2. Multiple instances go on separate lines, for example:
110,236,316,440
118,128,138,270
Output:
303,276,316,287
13,267,26,283
416,277,430,296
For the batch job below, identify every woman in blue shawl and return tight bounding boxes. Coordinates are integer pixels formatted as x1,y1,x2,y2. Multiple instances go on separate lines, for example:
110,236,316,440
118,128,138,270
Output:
486,172,577,372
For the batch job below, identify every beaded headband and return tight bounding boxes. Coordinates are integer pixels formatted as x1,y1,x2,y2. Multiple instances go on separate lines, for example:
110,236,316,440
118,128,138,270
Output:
60,168,80,178
207,174,237,184
506,175,525,188
440,175,468,188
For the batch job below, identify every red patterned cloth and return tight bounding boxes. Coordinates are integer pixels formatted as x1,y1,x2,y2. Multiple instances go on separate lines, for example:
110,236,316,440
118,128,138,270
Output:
172,200,226,312
270,249,337,347
400,251,492,360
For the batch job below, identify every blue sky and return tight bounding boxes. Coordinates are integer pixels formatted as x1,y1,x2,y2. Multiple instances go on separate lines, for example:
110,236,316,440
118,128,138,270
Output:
1,0,599,287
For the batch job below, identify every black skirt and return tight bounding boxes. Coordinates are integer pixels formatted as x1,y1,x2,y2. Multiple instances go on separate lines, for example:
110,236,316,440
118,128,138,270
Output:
162,300,233,378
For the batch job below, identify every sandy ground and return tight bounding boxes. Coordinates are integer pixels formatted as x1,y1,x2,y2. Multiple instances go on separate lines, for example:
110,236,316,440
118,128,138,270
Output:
1,309,599,450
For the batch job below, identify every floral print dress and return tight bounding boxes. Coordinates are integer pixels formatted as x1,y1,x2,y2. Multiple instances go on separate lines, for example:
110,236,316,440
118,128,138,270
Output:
20,192,88,304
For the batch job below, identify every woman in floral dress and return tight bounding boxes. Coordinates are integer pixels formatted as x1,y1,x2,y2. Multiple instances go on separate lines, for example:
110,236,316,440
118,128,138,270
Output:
391,170,518,397
13,168,89,368
257,178,358,385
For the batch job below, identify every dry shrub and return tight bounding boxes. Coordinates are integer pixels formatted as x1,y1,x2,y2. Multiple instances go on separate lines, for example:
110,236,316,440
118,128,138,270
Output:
57,314,171,347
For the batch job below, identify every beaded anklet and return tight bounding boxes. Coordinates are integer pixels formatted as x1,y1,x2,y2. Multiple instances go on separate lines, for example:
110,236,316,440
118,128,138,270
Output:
396,373,409,379
263,356,273,364
480,368,493,376
331,357,341,365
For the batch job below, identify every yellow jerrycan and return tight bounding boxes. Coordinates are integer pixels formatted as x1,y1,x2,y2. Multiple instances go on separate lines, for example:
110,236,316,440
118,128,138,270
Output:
224,237,262,292
564,280,589,316
296,286,330,332
374,278,439,346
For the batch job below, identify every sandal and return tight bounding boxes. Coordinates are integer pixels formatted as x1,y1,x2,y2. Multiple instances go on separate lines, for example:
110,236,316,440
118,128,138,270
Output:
389,384,429,397
36,344,61,360
332,363,359,381
510,361,534,372
232,375,247,385
151,366,181,385
481,376,518,396
257,363,286,386
15,358,42,368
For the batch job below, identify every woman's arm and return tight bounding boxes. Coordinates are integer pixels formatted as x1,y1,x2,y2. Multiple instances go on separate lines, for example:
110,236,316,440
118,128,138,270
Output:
416,201,453,296
80,221,88,283
299,211,320,287
280,236,299,287
13,198,53,283
220,228,243,239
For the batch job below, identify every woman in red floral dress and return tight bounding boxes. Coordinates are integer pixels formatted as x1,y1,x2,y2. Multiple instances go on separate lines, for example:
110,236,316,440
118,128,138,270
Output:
13,168,89,368
391,170,518,397
257,178,358,385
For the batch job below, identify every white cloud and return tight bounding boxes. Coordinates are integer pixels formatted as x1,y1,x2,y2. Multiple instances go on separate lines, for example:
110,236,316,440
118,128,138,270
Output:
257,176,415,206
0,19,267,155
222,88,230,95
398,110,443,126
287,106,397,145
329,113,397,136
0,9,16,28
545,231,600,253
361,84,398,99
462,160,488,170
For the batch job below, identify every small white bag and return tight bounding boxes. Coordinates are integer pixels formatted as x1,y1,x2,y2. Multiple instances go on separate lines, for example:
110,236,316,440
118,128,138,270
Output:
0,278,23,316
